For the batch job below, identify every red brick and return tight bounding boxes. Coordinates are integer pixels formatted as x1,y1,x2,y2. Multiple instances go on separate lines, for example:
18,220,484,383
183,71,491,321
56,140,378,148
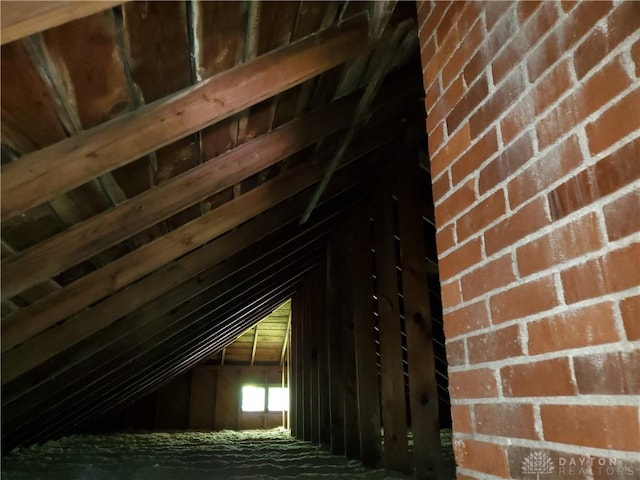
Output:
420,37,437,92
436,2,465,47
469,68,526,139
461,254,515,301
633,37,640,77
449,368,498,399
430,75,465,126
541,405,640,451
432,169,450,203
453,439,509,477
586,87,640,155
456,475,478,480
590,456,640,480
561,1,578,12
441,279,462,310
436,178,475,225
527,302,620,355
490,275,559,323
527,1,613,81
547,138,640,220
508,447,591,480
467,324,523,364
446,75,489,136
427,120,445,157
620,295,640,341
451,128,499,187
451,404,472,433
501,358,576,397
516,212,604,277
475,403,537,439
604,189,640,241
446,338,466,366
536,57,631,150
424,22,460,90
442,19,484,89
485,197,550,256
456,190,506,242
574,1,640,79
508,135,583,209
432,123,471,177
517,1,542,24
420,2,450,47
444,298,489,338
478,132,534,195
574,350,640,395
436,223,455,255
501,60,573,145
561,242,640,304
493,2,558,85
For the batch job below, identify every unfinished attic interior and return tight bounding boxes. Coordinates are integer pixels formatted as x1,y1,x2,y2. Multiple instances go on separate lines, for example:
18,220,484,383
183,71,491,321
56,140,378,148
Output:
1,1,639,479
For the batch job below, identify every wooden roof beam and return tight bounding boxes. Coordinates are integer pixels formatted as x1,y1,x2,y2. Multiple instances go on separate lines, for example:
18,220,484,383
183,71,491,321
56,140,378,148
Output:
1,78,416,298
1,15,372,220
0,1,127,46
1,113,409,352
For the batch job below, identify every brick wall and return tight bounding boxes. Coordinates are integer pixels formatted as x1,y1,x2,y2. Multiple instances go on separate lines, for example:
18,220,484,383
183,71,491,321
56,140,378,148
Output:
416,1,639,478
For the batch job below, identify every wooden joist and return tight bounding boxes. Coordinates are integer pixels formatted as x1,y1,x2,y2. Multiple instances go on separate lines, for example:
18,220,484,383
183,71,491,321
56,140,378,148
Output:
0,78,414,299
0,15,372,220
1,115,406,354
0,1,127,45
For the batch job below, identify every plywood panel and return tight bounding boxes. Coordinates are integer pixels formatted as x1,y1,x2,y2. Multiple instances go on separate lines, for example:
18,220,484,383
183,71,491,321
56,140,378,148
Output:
189,365,217,430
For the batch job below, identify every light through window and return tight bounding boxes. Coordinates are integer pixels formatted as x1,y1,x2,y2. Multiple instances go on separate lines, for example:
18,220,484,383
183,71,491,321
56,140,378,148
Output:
241,385,289,412
241,386,265,412
268,387,289,412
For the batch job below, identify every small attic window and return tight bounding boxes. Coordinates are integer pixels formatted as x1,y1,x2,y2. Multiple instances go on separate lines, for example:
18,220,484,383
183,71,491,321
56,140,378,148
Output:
241,385,289,412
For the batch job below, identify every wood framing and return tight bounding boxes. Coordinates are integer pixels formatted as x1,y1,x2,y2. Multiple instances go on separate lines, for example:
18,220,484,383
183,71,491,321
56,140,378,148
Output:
1,16,372,219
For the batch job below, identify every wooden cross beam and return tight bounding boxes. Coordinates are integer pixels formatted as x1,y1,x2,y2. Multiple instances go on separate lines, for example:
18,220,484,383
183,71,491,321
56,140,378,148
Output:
0,15,372,220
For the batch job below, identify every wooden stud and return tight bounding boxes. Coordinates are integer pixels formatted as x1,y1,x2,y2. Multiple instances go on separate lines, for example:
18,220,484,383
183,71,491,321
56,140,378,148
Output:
372,177,409,474
397,146,442,478
350,202,382,468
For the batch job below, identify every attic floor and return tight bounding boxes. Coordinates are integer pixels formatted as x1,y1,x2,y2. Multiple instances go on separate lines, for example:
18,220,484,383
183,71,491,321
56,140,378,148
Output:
1,428,455,479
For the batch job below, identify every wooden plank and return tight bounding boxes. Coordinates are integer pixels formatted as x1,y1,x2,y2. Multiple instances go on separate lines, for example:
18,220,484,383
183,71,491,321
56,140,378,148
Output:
350,202,382,468
0,156,372,384
301,278,313,442
292,290,304,438
1,116,406,352
326,237,345,455
312,255,331,447
250,327,259,366
188,365,217,430
1,16,371,220
2,197,347,392
0,1,127,46
336,220,361,460
1,90,364,298
396,146,443,478
372,178,409,474
307,268,321,445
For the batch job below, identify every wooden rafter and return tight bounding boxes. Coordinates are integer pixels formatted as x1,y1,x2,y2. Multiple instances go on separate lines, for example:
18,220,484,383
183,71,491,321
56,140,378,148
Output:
250,327,259,366
0,1,127,46
0,87,377,298
1,113,409,353
0,15,372,220
280,311,292,367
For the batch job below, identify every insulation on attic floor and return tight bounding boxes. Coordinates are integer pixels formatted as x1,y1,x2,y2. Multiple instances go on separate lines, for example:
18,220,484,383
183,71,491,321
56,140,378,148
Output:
2,428,456,479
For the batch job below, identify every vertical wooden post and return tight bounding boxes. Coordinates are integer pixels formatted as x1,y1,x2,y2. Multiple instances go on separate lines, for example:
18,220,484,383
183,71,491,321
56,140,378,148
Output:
351,202,382,468
292,291,304,438
316,256,331,447
397,147,442,478
308,268,321,445
326,238,345,455
372,180,410,473
341,218,361,460
302,279,313,441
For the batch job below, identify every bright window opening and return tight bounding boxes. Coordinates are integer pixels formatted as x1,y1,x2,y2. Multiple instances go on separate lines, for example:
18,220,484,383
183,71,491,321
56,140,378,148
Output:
241,385,289,412
241,386,266,412
268,387,289,412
